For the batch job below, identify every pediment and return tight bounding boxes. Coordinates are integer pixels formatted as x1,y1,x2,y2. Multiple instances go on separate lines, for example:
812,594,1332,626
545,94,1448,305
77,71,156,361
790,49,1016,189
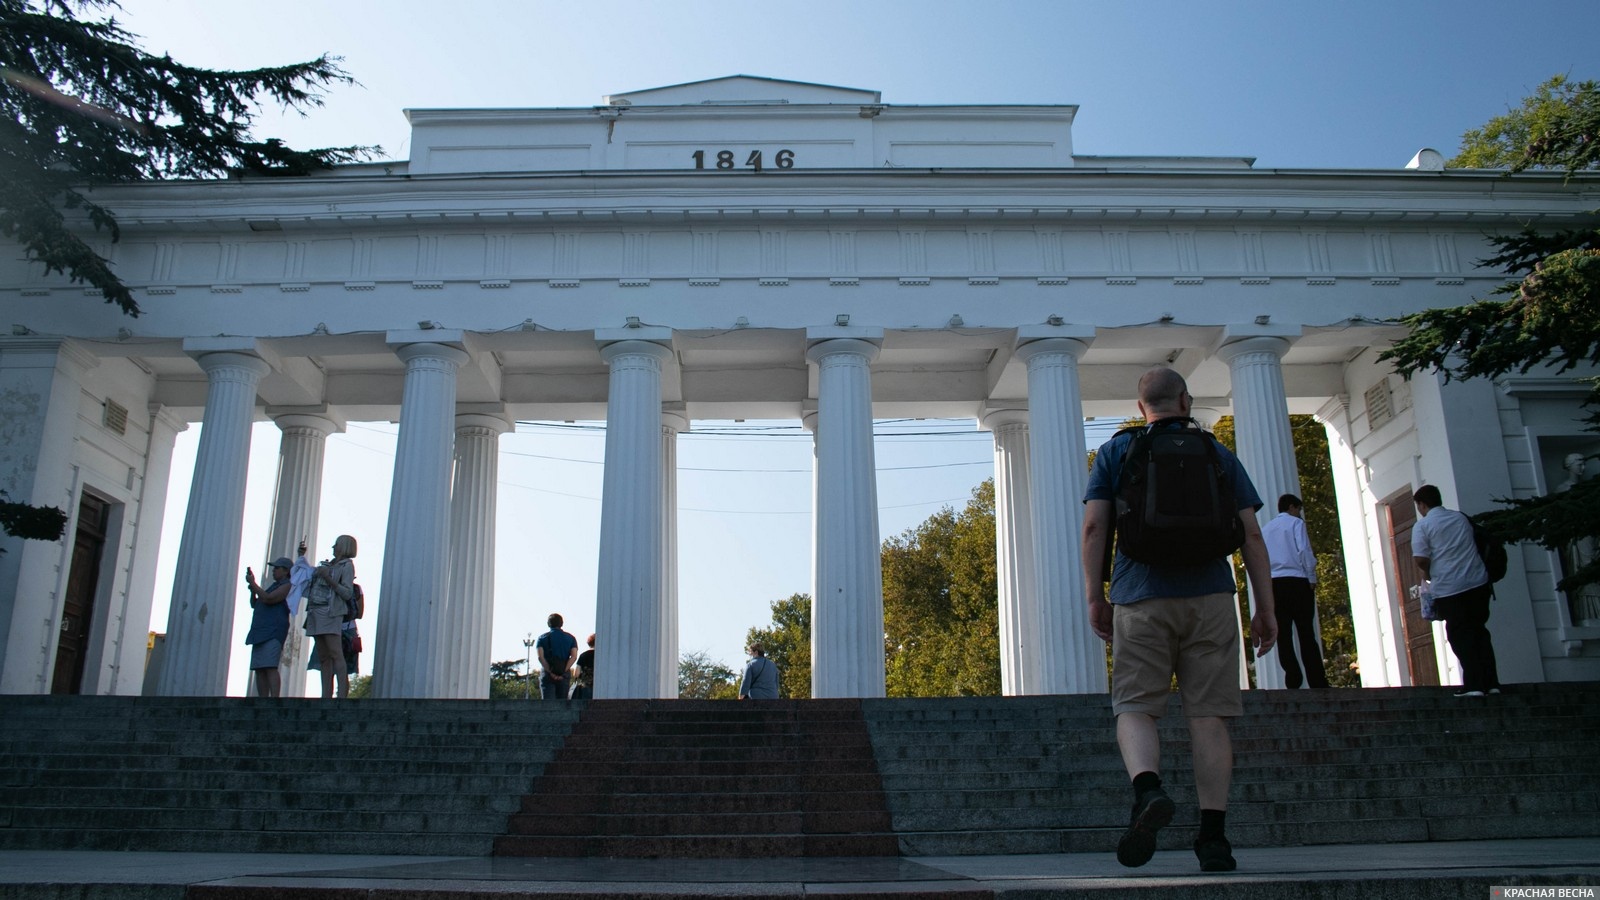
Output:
603,75,880,106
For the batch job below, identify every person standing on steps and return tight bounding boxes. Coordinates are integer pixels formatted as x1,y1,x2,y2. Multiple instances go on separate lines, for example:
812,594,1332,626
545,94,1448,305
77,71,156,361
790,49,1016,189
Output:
739,642,779,700
1261,494,1330,689
1082,366,1277,874
570,633,596,700
243,557,293,698
1410,484,1501,698
304,535,357,699
535,613,579,700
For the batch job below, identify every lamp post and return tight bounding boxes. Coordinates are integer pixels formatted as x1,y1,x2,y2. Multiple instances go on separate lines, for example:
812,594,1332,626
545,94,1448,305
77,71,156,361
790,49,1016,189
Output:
522,632,534,700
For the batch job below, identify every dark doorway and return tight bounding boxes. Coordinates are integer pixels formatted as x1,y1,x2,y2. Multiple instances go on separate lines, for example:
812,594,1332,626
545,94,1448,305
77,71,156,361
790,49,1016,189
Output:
52,492,111,694
1382,489,1438,687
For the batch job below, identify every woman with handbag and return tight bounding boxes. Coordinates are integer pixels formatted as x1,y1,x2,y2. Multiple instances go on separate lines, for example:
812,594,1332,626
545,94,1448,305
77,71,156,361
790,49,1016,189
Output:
304,534,358,699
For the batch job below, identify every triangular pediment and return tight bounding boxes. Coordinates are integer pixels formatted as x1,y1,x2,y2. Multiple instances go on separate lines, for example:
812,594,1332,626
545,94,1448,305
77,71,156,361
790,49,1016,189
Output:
603,75,880,107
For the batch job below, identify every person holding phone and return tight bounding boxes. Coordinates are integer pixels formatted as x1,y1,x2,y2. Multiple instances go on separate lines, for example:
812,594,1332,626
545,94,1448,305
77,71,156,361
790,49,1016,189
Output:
304,534,357,699
243,557,294,697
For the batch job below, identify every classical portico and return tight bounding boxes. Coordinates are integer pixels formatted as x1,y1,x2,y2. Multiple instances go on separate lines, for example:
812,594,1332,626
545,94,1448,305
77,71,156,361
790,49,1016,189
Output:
3,75,1598,697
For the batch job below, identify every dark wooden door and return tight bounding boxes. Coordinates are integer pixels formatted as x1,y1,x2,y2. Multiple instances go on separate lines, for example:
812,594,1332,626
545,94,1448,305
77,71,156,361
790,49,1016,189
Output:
52,493,111,694
1383,491,1438,686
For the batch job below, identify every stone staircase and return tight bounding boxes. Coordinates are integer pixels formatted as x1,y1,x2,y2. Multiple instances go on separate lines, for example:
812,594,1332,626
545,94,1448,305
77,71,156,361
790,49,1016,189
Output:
2,684,1596,861
494,699,900,857
0,694,580,855
864,682,1600,855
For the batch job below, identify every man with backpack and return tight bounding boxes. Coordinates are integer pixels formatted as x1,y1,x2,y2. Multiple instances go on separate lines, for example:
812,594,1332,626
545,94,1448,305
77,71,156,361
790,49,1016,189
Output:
1410,484,1501,698
1082,367,1277,874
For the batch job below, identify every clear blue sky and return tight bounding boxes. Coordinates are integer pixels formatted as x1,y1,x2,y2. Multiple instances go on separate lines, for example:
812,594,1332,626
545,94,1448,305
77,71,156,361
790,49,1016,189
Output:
122,0,1600,693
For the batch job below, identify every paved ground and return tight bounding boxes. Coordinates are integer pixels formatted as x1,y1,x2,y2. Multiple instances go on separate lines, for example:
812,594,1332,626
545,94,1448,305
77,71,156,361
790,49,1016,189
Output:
2,839,1597,899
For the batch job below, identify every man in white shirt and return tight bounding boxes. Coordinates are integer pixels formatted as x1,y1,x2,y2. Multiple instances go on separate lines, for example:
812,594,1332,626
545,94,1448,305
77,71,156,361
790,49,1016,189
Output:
1410,484,1500,697
1261,494,1330,689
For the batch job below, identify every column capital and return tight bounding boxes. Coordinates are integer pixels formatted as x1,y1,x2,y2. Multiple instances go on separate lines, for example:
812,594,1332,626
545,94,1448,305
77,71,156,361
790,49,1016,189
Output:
192,350,273,381
597,325,673,347
393,341,471,368
1217,334,1293,364
1016,323,1095,346
600,339,675,367
270,410,345,436
1014,337,1089,364
805,337,881,365
183,337,280,372
455,412,513,435
978,406,1029,431
661,406,690,433
805,325,884,347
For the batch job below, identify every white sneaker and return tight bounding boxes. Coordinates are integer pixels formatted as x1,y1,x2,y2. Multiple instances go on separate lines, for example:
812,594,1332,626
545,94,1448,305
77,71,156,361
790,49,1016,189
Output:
1453,690,1486,698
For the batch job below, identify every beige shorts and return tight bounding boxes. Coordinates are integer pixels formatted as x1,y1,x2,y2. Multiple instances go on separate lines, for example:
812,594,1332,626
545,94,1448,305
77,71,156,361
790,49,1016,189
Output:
1111,592,1242,718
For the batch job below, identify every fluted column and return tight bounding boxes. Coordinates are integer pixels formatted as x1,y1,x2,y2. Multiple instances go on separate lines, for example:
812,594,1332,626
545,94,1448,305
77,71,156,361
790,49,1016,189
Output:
1016,336,1105,694
157,350,271,696
371,338,469,698
265,412,341,698
594,338,674,698
806,336,885,699
1218,334,1300,691
443,412,511,698
660,409,688,696
980,408,1041,696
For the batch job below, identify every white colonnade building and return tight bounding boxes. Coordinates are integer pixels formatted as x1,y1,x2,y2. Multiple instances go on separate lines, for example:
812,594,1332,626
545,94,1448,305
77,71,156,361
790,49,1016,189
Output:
2,76,1598,698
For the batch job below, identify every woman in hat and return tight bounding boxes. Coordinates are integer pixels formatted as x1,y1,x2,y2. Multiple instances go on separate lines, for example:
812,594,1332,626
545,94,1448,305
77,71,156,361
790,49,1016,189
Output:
243,557,294,698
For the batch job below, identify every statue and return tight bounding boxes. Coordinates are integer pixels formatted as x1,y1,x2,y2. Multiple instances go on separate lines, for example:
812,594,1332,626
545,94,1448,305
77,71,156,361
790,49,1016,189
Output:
1557,453,1600,626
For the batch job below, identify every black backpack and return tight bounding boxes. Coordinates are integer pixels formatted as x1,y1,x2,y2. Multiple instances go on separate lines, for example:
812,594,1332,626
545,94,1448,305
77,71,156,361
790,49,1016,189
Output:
1471,520,1509,584
1112,417,1247,567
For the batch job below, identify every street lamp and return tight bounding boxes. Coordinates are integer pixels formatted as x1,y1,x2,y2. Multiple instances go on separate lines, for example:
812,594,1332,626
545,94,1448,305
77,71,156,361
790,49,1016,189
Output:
522,632,534,700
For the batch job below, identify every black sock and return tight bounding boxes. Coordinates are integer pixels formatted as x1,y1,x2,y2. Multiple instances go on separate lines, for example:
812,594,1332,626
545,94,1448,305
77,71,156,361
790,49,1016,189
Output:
1132,771,1162,797
1199,808,1226,841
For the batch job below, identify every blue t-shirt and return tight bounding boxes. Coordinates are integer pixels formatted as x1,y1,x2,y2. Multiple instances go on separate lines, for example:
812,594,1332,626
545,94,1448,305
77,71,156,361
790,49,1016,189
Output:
536,628,578,678
1083,422,1262,605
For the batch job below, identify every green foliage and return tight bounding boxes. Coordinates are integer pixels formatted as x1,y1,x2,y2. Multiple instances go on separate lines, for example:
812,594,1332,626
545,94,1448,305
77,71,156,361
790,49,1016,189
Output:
678,650,739,700
1384,75,1600,595
1449,75,1600,173
489,658,533,700
0,490,67,554
745,593,811,698
347,675,371,698
0,0,374,315
881,479,1000,697
1212,416,1359,687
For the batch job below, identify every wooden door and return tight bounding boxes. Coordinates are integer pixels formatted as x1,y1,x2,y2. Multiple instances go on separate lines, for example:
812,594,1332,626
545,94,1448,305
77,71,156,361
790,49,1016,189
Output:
1383,491,1438,686
52,493,110,694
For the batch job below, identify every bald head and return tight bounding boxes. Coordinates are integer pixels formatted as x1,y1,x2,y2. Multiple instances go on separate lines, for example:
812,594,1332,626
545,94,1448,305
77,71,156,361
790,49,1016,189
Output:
1137,367,1190,420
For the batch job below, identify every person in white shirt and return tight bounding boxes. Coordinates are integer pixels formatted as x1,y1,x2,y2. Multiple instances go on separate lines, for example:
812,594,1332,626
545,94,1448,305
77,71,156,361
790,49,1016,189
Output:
1410,485,1500,697
1261,494,1330,689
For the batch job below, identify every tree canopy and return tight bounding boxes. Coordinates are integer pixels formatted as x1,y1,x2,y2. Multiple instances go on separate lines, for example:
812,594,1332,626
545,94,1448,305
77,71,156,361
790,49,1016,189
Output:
1,0,372,316
678,650,739,700
745,593,811,699
1382,74,1600,594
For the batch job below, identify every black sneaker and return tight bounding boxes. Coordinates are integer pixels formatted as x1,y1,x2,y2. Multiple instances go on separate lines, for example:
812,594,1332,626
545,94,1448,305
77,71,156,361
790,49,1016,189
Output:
1116,787,1174,867
1194,835,1237,872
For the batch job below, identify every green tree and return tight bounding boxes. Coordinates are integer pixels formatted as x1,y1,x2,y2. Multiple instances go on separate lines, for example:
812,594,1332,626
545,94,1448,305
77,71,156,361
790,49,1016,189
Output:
1448,75,1600,171
1383,75,1600,595
1,0,372,317
1213,415,1359,687
347,675,371,698
881,479,1000,697
745,593,811,699
678,650,738,700
489,658,532,700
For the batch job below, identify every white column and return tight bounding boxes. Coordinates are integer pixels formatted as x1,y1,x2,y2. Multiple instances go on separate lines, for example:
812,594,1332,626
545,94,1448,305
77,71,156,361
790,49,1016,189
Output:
660,409,687,696
443,412,511,699
1016,336,1105,694
157,350,271,696
265,412,340,698
1319,394,1396,687
806,335,885,699
371,337,469,699
980,408,1041,696
594,338,673,698
111,404,187,696
1218,334,1300,691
